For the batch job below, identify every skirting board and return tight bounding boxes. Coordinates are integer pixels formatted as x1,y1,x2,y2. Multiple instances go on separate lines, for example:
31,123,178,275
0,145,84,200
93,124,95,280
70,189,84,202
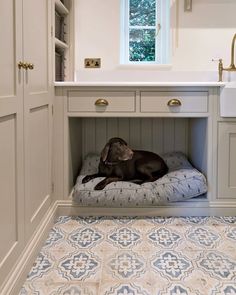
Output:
56,200,236,217
2,199,236,295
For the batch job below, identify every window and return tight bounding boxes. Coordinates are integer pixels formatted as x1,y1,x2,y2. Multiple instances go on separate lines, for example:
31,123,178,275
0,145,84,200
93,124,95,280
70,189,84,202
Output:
121,0,170,64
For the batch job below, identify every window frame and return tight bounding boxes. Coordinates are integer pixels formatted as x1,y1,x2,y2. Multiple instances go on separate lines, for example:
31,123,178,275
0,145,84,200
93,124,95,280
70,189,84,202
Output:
121,0,170,64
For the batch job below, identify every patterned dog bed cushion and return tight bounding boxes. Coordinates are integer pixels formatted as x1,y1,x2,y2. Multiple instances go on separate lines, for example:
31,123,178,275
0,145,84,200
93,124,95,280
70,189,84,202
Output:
72,152,207,207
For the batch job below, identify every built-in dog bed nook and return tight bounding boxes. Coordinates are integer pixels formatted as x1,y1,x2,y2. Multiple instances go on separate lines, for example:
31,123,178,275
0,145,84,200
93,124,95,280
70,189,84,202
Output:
72,152,207,207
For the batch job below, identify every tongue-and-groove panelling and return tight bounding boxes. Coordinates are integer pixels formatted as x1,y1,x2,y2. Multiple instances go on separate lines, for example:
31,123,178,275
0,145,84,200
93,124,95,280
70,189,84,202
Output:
81,117,189,158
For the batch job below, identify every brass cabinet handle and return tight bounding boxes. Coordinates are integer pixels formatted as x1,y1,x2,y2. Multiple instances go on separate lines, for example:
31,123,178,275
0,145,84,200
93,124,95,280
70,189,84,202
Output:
94,98,109,106
167,98,182,106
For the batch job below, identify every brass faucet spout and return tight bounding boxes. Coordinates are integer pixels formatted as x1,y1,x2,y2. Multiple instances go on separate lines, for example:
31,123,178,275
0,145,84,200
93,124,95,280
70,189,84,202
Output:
230,33,236,68
218,33,236,81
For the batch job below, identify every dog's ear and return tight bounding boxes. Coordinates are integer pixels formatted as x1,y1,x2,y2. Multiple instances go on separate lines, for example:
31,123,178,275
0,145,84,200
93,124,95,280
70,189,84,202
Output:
119,138,128,145
101,143,110,162
118,145,133,161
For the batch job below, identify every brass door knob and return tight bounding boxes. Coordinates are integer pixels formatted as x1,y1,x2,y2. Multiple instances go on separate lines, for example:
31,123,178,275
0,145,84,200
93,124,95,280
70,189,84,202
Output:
167,98,182,106
94,98,109,106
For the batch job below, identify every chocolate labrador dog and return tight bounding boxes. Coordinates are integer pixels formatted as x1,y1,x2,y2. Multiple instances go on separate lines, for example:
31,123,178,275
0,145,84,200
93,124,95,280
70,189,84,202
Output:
82,137,168,190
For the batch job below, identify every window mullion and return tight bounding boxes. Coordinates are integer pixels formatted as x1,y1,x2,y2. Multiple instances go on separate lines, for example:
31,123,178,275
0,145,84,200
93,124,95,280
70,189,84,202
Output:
156,0,161,63
129,26,156,30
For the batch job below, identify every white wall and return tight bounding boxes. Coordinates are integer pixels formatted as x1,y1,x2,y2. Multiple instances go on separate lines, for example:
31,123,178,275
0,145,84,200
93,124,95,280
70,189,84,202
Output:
74,0,236,81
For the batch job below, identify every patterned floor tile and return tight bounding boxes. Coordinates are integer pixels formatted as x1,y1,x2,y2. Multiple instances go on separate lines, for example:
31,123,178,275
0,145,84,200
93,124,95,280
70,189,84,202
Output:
19,216,236,295
197,251,236,281
20,281,99,295
58,251,102,282
179,216,210,226
179,268,220,295
150,250,194,281
212,216,236,225
68,227,104,249
107,227,142,250
26,252,54,281
156,282,202,295
53,282,99,295
99,281,153,295
147,226,182,249
186,226,221,249
211,282,236,295
102,250,149,282
217,238,236,260
41,240,78,262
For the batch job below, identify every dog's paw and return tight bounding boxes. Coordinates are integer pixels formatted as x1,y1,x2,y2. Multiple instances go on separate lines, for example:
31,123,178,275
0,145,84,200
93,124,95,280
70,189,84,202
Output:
94,182,105,190
82,175,92,184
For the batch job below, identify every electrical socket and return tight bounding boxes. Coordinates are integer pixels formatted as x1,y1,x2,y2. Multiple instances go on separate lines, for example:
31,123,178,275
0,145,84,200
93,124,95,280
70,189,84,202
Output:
84,58,101,68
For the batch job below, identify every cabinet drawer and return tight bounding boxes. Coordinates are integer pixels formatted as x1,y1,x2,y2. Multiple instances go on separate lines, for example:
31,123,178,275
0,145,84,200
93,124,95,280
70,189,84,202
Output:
68,91,136,112
140,91,208,113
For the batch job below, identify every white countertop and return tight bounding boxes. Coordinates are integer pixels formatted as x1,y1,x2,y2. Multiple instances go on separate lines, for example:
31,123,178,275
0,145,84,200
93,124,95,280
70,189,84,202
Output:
54,81,226,87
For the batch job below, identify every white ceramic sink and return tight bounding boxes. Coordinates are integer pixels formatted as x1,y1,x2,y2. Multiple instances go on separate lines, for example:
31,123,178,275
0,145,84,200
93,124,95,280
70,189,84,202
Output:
220,82,236,117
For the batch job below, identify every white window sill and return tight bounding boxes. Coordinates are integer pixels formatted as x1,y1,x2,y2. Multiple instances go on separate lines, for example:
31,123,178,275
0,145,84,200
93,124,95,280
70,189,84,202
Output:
117,63,173,70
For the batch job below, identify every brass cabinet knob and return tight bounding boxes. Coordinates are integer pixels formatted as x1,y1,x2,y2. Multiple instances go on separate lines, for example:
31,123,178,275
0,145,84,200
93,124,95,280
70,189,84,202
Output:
167,98,182,106
18,61,25,69
17,61,34,70
94,98,109,106
25,63,34,70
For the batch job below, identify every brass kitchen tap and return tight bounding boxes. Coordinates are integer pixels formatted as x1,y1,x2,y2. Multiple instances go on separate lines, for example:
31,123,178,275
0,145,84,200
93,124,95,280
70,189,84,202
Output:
218,33,236,81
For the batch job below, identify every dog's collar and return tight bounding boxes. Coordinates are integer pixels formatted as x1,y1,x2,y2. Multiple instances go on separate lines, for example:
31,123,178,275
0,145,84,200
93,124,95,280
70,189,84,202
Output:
104,160,120,166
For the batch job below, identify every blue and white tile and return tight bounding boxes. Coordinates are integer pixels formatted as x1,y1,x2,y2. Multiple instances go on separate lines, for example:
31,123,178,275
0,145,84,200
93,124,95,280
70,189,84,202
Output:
26,252,54,281
180,268,220,295
147,226,182,250
20,281,99,295
58,251,102,282
99,282,153,295
54,216,72,226
68,227,104,249
146,216,174,225
211,282,236,295
20,216,236,294
70,215,104,225
212,216,236,225
52,282,99,295
217,236,236,260
111,216,137,225
102,250,147,281
157,283,202,295
107,227,142,250
226,226,236,241
42,227,65,248
42,239,79,262
150,250,194,281
185,226,221,249
197,251,236,281
179,216,210,226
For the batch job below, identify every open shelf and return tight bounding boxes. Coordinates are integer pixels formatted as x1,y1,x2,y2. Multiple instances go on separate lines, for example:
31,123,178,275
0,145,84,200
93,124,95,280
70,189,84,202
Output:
54,0,73,81
55,37,68,49
55,0,69,15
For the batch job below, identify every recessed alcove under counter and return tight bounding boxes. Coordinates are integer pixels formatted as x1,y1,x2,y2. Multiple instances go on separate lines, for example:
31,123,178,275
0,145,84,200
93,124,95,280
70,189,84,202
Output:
53,82,236,216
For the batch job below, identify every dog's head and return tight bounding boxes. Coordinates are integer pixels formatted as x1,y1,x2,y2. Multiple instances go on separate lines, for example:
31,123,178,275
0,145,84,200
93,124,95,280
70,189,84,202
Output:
101,137,133,163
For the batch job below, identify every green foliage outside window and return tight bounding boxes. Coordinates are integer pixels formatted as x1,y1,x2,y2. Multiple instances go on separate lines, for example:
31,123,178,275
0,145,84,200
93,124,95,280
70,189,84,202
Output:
129,0,156,62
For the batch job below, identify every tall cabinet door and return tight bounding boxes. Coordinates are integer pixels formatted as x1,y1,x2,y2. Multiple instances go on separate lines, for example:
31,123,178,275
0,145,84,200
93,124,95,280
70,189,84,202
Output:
23,0,53,239
217,122,236,199
0,0,24,287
